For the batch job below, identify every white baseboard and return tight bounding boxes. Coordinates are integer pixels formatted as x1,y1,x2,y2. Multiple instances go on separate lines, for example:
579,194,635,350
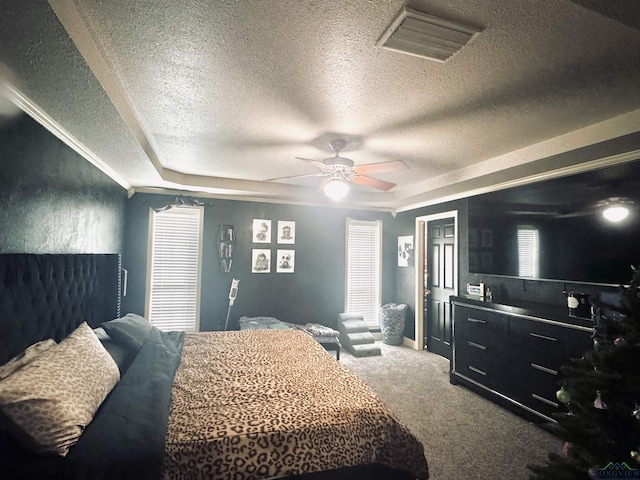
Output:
403,337,418,349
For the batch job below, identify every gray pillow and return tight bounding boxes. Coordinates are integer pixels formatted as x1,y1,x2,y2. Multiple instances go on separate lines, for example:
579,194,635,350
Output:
238,316,282,330
93,327,132,374
92,326,110,342
101,313,157,353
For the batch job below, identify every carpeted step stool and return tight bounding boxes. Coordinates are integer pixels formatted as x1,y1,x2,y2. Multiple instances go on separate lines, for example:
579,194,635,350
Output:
338,313,381,357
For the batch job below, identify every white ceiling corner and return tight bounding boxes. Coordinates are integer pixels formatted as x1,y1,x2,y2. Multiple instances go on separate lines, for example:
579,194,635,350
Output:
0,0,638,210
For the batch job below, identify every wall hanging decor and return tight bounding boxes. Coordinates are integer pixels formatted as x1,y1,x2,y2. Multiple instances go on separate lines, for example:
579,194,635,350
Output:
252,249,271,273
276,249,295,273
149,195,207,212
277,221,296,244
252,219,271,243
218,225,237,273
398,235,414,267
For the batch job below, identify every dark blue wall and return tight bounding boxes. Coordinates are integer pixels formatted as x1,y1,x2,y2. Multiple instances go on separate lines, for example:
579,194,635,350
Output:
122,193,400,332
394,199,468,339
3,110,629,342
0,113,126,254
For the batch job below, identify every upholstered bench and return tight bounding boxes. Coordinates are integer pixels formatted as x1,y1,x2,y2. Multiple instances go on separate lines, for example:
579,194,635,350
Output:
314,335,340,359
294,323,340,359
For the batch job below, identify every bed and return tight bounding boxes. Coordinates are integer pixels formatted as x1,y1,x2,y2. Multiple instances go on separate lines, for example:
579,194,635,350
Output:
0,254,429,480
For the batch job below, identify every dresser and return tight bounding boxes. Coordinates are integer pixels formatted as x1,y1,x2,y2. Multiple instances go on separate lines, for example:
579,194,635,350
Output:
450,297,593,422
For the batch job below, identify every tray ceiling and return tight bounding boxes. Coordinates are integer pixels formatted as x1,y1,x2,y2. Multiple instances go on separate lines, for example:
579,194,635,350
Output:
1,0,640,211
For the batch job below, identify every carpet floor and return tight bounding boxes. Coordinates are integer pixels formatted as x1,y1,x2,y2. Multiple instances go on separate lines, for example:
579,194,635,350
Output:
338,342,561,480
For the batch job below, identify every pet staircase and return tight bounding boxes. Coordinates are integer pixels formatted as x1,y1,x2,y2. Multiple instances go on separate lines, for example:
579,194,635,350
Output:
338,313,381,357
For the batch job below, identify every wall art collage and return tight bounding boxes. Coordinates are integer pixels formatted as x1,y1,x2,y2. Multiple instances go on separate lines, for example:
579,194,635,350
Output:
251,219,296,273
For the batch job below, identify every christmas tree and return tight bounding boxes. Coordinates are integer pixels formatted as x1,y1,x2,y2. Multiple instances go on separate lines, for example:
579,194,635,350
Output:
528,266,640,480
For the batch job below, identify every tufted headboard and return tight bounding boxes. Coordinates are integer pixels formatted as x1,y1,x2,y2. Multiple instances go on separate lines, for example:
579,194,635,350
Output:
0,254,121,365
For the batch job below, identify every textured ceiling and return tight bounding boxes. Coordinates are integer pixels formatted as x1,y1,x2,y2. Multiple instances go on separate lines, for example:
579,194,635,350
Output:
1,0,640,211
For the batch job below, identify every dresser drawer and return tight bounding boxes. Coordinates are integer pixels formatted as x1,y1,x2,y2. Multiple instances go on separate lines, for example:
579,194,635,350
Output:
510,345,563,377
454,305,507,348
454,342,507,391
509,316,591,359
510,377,563,419
509,346,562,394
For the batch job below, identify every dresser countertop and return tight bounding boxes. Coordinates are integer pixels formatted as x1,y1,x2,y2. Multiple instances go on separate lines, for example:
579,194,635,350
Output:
450,296,594,329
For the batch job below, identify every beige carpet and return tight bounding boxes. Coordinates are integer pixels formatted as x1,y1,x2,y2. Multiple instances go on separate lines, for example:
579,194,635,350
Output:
338,342,562,480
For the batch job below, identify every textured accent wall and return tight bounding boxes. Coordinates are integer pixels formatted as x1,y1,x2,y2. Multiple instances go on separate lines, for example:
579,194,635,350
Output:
123,193,398,333
0,113,126,254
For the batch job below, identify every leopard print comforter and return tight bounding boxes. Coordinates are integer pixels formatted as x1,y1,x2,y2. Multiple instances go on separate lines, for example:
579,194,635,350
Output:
161,330,428,480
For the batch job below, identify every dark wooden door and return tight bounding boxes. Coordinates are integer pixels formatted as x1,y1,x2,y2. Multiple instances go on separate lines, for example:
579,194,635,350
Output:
424,218,455,359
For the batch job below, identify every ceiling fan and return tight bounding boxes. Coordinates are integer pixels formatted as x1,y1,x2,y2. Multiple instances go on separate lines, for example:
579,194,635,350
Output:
265,139,407,199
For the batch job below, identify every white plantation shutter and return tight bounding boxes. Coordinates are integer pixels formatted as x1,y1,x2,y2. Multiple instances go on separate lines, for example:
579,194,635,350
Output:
518,226,539,278
345,218,382,328
146,206,203,332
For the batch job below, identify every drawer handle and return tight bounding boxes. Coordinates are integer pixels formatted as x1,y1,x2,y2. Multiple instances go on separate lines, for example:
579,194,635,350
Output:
531,393,559,408
468,365,487,376
468,341,487,351
467,317,486,324
530,332,558,342
530,363,558,376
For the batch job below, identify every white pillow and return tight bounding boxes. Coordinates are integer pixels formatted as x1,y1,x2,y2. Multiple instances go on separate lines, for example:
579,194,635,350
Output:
0,322,120,456
0,339,57,381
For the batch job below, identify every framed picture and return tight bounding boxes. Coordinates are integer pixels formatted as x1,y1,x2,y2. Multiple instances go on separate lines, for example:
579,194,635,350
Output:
481,229,493,248
398,235,414,267
277,221,295,244
252,219,271,243
251,249,271,273
276,249,295,273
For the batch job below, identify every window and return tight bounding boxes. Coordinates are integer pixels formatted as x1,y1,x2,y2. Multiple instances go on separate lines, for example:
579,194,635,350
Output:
146,206,203,332
345,218,382,328
518,226,539,278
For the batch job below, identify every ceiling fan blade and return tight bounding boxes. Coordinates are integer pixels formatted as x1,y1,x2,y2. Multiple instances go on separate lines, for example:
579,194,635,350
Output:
353,160,407,175
295,157,327,170
263,172,326,182
351,175,396,191
318,177,330,190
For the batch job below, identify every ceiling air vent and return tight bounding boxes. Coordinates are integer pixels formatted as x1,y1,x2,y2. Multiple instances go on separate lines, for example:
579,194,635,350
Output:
377,7,481,63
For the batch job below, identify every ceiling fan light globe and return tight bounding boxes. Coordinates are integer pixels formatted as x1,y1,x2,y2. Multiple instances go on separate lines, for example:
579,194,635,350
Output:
323,179,350,201
602,205,629,222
